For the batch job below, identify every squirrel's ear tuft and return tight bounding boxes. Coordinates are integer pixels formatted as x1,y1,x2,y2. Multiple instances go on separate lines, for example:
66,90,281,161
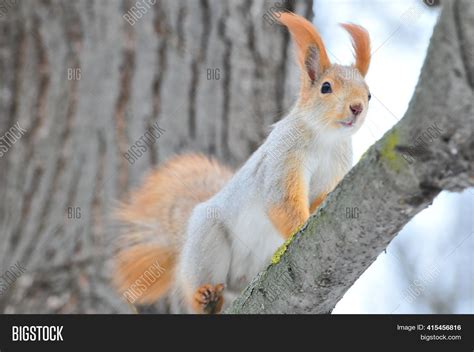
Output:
341,23,371,77
279,12,331,84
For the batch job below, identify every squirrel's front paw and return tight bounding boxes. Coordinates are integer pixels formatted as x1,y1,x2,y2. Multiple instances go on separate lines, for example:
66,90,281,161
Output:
192,284,225,314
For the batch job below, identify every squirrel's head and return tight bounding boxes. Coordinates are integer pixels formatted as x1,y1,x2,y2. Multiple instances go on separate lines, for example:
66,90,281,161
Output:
279,13,371,136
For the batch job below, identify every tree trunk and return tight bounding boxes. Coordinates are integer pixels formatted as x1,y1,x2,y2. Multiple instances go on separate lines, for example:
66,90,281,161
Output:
0,0,313,313
228,0,474,314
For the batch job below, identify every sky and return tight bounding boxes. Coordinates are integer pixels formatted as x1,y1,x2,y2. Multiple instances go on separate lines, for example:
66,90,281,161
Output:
307,0,473,314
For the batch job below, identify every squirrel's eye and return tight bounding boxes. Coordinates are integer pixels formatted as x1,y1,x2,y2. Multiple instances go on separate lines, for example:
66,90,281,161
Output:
321,82,332,94
368,93,372,101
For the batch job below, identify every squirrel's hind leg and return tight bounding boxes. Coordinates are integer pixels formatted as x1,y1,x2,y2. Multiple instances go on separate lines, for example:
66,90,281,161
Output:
177,205,232,314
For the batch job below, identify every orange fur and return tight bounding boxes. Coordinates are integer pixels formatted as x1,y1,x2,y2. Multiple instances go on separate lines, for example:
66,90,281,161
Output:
113,154,233,304
341,23,371,77
278,12,331,100
268,155,309,238
117,154,233,241
114,244,175,304
310,193,326,213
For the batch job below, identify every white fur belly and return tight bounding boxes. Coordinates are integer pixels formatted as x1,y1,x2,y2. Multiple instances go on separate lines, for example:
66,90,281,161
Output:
226,202,283,292
305,144,351,202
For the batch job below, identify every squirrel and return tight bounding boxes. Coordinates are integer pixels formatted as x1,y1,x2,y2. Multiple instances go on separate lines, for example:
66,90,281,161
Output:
113,12,371,314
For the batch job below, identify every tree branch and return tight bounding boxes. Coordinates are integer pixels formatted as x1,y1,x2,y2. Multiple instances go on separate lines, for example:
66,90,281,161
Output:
227,0,474,314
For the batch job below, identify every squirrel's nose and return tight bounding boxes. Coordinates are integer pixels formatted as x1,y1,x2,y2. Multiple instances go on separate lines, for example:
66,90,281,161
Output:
350,104,363,116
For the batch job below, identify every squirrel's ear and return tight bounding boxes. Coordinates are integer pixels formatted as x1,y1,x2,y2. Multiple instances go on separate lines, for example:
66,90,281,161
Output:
341,23,371,77
279,12,331,84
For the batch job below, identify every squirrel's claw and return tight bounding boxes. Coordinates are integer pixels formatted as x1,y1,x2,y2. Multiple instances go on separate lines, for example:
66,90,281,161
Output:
193,284,225,314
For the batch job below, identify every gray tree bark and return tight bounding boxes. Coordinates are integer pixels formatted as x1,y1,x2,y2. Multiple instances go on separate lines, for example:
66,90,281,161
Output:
228,0,474,313
0,0,313,313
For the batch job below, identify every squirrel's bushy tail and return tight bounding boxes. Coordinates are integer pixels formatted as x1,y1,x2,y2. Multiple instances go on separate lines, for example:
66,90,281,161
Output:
113,154,233,304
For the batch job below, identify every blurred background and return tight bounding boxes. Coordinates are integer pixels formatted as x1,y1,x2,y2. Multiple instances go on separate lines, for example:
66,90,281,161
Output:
0,0,471,313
